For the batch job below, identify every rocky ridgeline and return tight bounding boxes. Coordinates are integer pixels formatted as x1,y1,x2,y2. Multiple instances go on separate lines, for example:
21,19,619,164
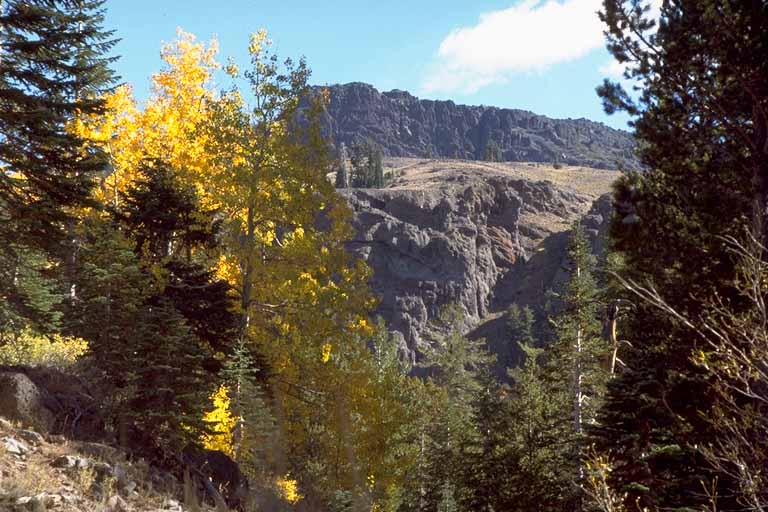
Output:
315,82,640,170
340,160,615,363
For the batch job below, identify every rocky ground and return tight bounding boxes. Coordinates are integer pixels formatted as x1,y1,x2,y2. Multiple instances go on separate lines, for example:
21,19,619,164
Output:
0,415,198,512
339,158,617,366
0,367,252,512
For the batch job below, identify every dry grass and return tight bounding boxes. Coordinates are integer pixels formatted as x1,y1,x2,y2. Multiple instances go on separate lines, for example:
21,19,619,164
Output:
383,157,618,199
0,416,234,511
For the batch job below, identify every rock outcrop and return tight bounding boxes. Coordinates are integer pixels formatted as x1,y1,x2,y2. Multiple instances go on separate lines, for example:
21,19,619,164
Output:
315,82,640,171
340,159,616,362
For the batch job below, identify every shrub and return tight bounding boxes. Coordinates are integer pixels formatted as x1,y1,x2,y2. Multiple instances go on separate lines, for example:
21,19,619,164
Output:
0,329,88,369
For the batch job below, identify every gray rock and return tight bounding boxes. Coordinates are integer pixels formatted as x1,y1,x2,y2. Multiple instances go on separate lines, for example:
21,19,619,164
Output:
341,170,591,360
163,498,182,510
93,461,113,480
311,82,640,171
120,480,138,495
107,495,129,512
15,493,56,512
17,429,44,446
0,372,55,433
3,436,30,457
51,454,91,469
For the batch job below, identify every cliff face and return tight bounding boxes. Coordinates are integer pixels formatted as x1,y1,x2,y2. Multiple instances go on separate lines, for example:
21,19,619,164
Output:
340,159,616,363
317,82,640,171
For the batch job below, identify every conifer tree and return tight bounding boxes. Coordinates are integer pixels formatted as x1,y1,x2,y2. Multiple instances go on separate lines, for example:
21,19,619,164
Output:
504,303,535,368
118,160,237,358
508,342,571,511
461,363,515,512
592,2,768,508
414,307,494,511
334,143,350,189
544,222,608,510
0,246,64,338
0,0,117,327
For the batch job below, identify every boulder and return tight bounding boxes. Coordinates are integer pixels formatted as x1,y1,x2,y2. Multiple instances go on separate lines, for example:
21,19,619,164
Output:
3,436,30,457
107,495,129,512
51,454,91,469
17,429,45,446
0,372,55,433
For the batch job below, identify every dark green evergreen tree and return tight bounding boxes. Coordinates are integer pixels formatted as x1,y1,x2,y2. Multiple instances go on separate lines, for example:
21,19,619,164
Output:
118,160,237,358
220,339,276,476
544,222,608,511
484,140,502,162
504,303,535,368
592,1,767,509
370,144,384,188
68,162,237,456
461,364,516,512
349,140,384,188
413,307,493,512
507,342,571,512
334,143,350,189
0,0,117,328
0,246,64,339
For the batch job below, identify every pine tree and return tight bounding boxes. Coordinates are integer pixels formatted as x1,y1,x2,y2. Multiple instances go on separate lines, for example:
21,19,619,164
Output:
371,144,384,188
544,222,608,510
0,246,64,338
593,2,768,508
118,160,237,358
124,296,214,454
334,143,350,189
219,339,276,477
68,161,234,456
461,363,515,512
507,342,571,511
415,307,494,511
0,0,117,327
504,303,535,368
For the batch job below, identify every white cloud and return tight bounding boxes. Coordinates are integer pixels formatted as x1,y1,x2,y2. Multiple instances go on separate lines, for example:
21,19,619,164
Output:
423,0,604,94
599,59,627,79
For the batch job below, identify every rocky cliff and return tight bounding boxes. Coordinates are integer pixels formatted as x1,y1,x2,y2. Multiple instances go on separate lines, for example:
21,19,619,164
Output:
340,159,616,364
317,82,640,171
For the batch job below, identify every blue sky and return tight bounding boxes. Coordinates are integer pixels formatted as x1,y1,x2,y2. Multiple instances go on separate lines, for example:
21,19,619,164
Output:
105,0,638,129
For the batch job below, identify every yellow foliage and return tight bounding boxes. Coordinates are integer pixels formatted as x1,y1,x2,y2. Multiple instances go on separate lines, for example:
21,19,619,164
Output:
201,386,236,457
275,475,302,504
0,330,88,369
321,343,332,363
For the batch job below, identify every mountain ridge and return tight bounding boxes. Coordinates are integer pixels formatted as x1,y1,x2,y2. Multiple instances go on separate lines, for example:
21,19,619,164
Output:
313,82,641,170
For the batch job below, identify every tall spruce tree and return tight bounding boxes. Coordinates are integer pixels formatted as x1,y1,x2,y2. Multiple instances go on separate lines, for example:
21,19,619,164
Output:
592,2,768,509
504,303,535,368
68,161,235,455
118,160,237,359
334,143,350,189
461,363,515,512
0,0,117,327
412,307,494,512
507,342,571,512
544,222,608,510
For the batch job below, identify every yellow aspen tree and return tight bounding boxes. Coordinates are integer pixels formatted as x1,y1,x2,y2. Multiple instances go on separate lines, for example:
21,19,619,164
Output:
71,29,219,209
200,30,384,503
69,85,142,208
